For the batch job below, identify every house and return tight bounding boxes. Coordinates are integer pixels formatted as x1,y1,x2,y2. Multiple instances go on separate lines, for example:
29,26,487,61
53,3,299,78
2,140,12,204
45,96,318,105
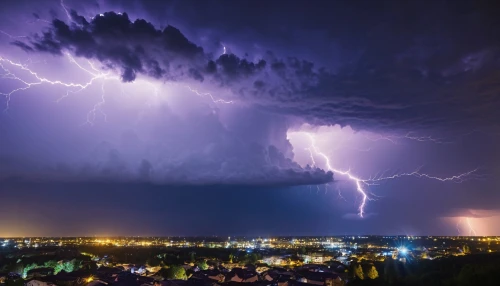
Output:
26,280,56,286
30,273,82,286
295,271,344,286
224,282,275,286
0,272,7,284
225,268,260,283
87,280,109,286
27,267,54,279
193,269,225,282
154,279,218,286
111,272,155,286
130,265,147,275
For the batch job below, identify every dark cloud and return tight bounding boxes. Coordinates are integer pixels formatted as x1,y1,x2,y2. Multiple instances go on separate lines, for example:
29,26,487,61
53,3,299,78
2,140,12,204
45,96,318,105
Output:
11,40,34,52
211,54,266,81
1,0,500,235
20,11,204,82
6,1,499,186
0,101,332,187
14,4,500,134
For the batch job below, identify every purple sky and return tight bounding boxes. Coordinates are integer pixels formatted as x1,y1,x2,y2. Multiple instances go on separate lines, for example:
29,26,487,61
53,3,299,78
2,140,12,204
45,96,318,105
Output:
1,0,500,237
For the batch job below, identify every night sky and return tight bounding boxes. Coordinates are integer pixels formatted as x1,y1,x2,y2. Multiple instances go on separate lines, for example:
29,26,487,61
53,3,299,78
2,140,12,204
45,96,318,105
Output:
1,0,499,237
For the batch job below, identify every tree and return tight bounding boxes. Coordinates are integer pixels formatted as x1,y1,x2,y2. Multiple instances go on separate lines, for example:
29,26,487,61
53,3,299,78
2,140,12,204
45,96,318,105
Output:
366,265,379,279
197,260,208,270
147,257,162,267
299,247,306,255
54,263,64,275
84,262,98,272
420,252,429,259
62,261,75,273
189,252,196,263
384,257,397,284
355,264,364,280
22,263,37,278
229,253,234,263
463,244,470,254
71,259,82,271
44,260,58,269
249,253,259,264
159,266,187,280
5,277,24,286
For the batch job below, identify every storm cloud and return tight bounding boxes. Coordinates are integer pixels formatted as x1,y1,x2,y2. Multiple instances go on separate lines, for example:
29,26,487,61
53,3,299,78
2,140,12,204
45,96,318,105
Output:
1,0,499,236
15,3,500,134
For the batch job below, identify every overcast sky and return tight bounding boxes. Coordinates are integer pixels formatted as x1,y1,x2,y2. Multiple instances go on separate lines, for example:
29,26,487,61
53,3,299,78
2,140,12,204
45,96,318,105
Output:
1,0,499,237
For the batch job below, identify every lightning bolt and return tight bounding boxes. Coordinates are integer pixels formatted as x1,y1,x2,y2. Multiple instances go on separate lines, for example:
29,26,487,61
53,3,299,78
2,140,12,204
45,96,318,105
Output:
85,81,107,125
295,132,480,218
457,217,478,236
456,218,462,236
184,85,233,104
0,30,27,39
60,0,81,27
465,217,477,236
1,50,232,122
401,132,451,144
365,132,451,145
0,53,111,112
305,133,369,217
365,168,481,184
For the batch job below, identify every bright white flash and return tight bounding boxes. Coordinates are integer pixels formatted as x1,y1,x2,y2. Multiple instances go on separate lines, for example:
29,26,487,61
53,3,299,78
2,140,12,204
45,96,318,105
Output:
0,52,232,121
291,131,480,218
0,53,111,113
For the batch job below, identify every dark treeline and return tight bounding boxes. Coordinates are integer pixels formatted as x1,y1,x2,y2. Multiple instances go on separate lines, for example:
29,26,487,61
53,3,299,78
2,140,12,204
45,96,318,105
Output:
349,253,500,286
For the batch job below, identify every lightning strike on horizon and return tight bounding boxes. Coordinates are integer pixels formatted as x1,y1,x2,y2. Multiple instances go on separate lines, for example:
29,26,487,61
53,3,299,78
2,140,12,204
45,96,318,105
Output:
456,219,462,235
466,217,478,236
293,131,481,218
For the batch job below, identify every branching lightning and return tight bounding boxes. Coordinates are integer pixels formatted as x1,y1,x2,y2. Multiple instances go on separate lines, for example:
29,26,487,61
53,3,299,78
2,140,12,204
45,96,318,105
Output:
305,133,369,217
365,131,451,145
0,53,110,112
365,168,482,184
295,132,481,218
184,85,233,104
1,50,232,122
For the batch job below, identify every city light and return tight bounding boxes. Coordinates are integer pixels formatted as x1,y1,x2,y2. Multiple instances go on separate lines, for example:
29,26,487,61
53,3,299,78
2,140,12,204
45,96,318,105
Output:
399,247,408,255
